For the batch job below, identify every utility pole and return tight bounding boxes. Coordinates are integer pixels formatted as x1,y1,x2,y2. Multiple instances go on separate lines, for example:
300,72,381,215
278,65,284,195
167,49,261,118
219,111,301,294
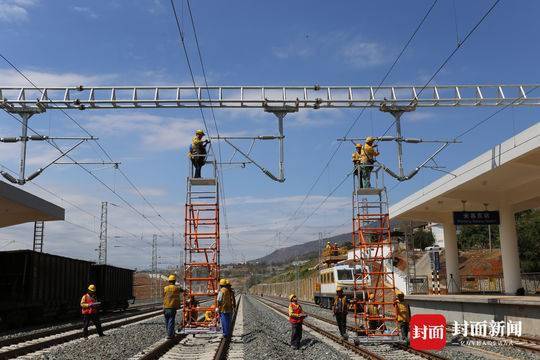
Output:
98,202,108,264
151,234,158,304
33,221,45,252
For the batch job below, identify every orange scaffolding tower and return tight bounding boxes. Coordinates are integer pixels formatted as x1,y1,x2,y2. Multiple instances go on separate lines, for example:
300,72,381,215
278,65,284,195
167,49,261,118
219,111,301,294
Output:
182,159,220,333
352,165,400,341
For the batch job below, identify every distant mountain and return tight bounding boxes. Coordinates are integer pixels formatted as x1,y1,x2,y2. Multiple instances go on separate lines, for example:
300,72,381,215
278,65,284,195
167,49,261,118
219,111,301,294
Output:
251,232,352,265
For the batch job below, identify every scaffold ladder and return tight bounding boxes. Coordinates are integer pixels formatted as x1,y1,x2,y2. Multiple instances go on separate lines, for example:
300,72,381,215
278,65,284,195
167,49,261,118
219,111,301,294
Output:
182,159,220,333
352,166,399,341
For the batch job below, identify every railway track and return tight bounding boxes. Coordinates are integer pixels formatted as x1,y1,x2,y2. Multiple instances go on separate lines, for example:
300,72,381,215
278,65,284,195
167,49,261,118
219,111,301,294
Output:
255,295,445,360
130,296,241,360
0,308,163,359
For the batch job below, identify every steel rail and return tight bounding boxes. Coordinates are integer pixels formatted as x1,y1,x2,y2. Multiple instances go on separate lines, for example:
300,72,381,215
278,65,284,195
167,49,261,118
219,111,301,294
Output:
0,309,163,359
259,295,446,360
254,296,385,360
0,84,539,110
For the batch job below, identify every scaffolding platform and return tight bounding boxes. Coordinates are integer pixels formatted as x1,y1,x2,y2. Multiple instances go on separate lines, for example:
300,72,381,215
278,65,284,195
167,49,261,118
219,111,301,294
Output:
189,178,217,186
351,167,400,341
182,158,221,334
354,188,383,196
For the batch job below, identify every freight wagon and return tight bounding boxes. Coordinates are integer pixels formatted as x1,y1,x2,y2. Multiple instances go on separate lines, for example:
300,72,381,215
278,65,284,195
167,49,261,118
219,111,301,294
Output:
0,250,135,329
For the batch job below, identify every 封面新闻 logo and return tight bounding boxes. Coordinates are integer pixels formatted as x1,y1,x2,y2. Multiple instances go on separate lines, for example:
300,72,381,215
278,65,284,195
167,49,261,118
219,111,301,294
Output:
409,314,447,350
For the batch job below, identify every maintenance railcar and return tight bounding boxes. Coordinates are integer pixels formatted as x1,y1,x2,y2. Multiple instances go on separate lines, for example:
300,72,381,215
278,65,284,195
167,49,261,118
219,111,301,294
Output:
314,263,370,308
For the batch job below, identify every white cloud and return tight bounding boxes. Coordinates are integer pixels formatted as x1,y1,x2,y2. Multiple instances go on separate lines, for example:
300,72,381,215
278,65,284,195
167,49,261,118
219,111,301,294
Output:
72,6,98,19
271,31,388,69
341,41,386,68
84,113,201,151
0,68,117,86
0,0,37,23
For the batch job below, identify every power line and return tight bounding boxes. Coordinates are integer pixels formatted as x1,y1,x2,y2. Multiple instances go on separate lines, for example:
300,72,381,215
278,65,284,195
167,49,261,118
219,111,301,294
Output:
0,53,177,233
0,110,170,237
274,0,439,240
380,0,501,137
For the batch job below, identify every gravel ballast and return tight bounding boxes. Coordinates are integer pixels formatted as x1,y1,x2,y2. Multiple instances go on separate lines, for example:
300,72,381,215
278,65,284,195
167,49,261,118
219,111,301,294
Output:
34,314,168,360
243,295,350,360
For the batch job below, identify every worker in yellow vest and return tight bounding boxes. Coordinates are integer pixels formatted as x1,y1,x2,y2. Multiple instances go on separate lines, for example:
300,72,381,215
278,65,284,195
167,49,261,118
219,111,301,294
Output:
365,293,382,334
217,279,233,337
188,129,209,178
360,137,380,188
163,274,183,339
332,287,348,339
352,143,363,189
394,291,411,341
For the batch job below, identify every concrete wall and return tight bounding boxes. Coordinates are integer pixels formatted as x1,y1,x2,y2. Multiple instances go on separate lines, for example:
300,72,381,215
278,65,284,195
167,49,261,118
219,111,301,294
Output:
408,295,540,336
250,274,317,302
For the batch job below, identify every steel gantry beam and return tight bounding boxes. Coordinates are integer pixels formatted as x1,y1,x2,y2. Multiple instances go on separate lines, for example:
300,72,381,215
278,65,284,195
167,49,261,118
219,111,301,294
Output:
0,84,539,111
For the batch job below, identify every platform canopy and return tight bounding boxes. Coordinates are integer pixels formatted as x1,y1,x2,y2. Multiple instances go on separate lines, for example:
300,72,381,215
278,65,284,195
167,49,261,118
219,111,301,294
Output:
390,122,540,222
0,180,65,228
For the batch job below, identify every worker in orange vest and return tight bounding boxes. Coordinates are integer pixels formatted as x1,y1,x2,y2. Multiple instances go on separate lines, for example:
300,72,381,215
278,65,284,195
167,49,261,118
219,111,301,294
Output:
288,294,307,350
80,284,105,338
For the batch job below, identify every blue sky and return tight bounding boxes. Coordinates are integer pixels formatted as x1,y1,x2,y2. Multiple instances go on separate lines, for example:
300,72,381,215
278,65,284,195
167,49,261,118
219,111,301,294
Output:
0,0,538,269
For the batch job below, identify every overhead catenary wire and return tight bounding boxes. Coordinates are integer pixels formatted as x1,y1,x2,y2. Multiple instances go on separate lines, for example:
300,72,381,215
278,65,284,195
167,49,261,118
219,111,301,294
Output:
274,0,439,242
0,53,177,234
0,111,171,238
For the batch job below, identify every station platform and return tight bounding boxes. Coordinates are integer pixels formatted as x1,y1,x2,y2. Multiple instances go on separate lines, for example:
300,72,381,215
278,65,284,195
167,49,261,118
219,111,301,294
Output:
0,180,65,227
407,294,540,336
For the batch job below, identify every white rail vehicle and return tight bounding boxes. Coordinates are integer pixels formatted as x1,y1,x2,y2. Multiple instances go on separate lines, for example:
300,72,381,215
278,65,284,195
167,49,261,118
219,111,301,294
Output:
314,263,370,308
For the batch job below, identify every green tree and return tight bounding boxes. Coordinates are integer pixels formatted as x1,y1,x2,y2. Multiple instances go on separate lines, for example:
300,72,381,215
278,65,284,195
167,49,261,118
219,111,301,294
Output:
457,225,500,250
516,209,540,272
412,229,435,250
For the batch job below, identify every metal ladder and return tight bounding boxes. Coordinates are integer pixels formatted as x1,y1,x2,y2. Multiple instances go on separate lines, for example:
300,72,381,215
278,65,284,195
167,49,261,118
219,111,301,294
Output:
33,221,44,252
352,166,400,341
182,158,221,333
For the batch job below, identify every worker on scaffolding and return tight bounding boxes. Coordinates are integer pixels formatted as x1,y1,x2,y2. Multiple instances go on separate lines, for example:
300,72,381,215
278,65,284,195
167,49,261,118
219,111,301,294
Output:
365,293,382,334
204,304,218,327
360,137,380,188
394,291,411,341
332,287,348,339
217,278,234,337
352,143,363,189
163,274,183,339
80,284,105,338
188,129,209,178
288,294,307,350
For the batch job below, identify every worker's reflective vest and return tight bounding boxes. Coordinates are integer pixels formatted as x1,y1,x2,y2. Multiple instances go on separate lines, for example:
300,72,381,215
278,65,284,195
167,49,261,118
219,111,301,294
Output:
189,136,207,158
360,144,379,164
218,287,233,313
333,296,348,315
163,285,181,309
81,293,97,315
288,302,303,324
352,151,362,164
395,301,411,323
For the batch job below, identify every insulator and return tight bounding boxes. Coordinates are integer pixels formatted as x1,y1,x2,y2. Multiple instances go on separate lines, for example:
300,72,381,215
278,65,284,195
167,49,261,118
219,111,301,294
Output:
403,138,422,143
378,136,395,141
29,135,47,141
257,136,278,140
0,137,19,143
1,172,18,184
26,169,43,181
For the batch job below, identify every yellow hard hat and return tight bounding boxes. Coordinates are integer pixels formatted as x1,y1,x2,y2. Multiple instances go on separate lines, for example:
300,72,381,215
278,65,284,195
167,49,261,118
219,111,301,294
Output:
395,290,403,295
168,274,176,282
195,129,205,135
366,136,375,143
336,287,343,292
219,279,228,286
88,284,96,292
289,294,297,301
355,143,362,148
368,293,374,299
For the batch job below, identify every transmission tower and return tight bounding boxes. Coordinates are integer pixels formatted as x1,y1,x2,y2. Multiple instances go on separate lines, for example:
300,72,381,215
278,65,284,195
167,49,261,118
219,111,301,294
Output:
98,201,108,264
